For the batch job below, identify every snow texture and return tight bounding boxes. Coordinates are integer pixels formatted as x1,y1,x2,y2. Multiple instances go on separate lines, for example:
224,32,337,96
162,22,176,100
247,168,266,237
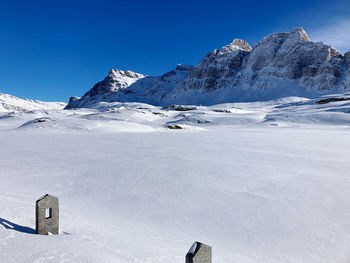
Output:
1,92,350,262
0,93,66,112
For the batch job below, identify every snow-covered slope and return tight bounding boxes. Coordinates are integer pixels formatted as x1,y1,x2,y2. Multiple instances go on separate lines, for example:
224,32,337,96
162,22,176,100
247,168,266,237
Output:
0,93,66,112
1,94,350,133
66,28,350,108
1,110,350,262
67,64,193,108
1,94,350,262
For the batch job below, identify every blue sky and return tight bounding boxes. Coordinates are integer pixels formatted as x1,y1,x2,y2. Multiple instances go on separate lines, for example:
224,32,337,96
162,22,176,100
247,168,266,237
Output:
0,0,349,102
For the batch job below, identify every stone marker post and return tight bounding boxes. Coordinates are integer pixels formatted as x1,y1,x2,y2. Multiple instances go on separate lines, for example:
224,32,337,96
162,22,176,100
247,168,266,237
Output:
36,194,59,235
186,241,212,263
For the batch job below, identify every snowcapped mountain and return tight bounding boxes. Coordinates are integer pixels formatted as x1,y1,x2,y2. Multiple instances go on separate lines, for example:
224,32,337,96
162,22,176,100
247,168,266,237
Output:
66,64,193,108
66,28,350,108
0,93,66,112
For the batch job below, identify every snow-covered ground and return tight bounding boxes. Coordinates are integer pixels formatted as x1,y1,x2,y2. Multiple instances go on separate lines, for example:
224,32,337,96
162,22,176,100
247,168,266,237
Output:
0,93,66,112
1,95,350,262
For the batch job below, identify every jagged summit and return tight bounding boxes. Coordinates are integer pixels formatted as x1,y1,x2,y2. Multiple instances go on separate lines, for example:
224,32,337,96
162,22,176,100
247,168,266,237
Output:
219,39,252,54
108,69,146,80
255,27,309,48
232,39,252,50
66,28,350,108
293,27,309,41
86,69,145,95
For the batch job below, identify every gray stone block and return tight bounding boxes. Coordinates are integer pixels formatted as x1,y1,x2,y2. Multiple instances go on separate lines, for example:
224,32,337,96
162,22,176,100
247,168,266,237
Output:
186,241,212,263
36,194,59,235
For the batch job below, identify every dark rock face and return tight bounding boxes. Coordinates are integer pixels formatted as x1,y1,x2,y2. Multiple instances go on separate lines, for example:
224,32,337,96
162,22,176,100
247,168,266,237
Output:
316,97,350,104
33,117,51,123
66,28,350,108
345,52,350,67
68,96,80,104
168,124,183,129
181,40,251,92
163,105,197,111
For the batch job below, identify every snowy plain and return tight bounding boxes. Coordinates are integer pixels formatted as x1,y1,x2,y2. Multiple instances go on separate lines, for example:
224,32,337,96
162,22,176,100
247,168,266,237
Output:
1,94,350,262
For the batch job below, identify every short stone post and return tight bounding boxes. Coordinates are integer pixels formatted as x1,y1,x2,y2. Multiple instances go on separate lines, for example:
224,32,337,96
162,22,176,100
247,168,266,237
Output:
36,194,59,235
186,241,212,263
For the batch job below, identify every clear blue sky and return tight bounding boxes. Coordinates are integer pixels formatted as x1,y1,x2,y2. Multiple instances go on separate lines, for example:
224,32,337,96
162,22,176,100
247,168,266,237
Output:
0,0,349,102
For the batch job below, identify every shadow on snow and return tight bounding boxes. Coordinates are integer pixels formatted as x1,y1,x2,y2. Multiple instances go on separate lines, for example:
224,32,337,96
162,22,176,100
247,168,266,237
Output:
0,217,35,234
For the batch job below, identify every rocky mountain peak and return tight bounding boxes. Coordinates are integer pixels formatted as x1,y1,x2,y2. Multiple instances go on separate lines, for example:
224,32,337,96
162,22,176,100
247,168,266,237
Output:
218,39,252,55
66,27,350,109
74,69,146,105
232,39,252,51
108,69,146,79
289,27,309,41
253,27,309,50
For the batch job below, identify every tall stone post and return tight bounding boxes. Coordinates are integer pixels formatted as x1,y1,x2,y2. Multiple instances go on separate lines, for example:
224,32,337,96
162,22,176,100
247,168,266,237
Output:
36,194,59,235
186,241,212,263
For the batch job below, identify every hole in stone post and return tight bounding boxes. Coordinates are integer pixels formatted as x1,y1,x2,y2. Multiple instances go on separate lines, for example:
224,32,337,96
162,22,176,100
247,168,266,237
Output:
45,208,52,219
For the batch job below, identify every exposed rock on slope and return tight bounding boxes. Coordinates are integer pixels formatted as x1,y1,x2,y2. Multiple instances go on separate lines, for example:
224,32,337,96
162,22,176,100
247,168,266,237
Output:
179,39,252,93
66,28,350,108
67,65,192,108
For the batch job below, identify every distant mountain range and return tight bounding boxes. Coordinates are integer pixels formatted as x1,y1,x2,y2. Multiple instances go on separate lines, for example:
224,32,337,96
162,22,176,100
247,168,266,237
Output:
0,93,65,112
65,28,350,108
64,28,350,109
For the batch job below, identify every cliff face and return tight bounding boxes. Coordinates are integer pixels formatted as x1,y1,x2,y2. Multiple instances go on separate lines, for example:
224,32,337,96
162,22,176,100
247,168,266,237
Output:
66,28,350,109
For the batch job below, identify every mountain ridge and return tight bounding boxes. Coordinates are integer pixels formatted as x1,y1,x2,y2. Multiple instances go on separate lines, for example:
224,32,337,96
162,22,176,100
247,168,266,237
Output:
0,93,66,112
66,27,350,109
